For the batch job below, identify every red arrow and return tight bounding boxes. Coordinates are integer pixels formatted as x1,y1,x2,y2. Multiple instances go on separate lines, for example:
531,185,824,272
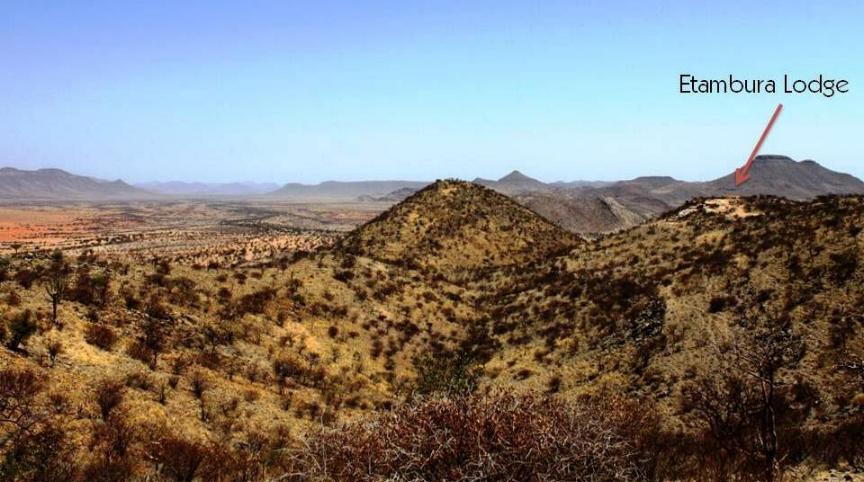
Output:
735,103,783,186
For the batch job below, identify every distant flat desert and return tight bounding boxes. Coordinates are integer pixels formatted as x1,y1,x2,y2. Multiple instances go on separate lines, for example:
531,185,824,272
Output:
0,200,390,266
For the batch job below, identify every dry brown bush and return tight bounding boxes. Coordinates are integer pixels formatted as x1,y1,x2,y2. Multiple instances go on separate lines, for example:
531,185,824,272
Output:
95,379,126,421
285,391,652,482
85,323,118,351
145,432,218,482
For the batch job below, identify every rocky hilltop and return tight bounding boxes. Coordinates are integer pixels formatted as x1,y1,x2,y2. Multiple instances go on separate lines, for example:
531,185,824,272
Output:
339,179,578,273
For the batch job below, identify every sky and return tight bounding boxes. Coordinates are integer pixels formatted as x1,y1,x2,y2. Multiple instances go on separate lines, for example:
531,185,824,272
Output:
1,0,862,184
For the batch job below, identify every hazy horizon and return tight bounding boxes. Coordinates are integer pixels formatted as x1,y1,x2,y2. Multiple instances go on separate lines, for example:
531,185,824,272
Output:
2,1,862,184
1,154,837,187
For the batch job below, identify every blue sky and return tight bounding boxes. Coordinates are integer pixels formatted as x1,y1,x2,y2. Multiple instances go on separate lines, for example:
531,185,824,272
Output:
1,1,862,183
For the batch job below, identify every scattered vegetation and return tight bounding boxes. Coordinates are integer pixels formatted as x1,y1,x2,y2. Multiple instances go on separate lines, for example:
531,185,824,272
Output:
1,187,863,481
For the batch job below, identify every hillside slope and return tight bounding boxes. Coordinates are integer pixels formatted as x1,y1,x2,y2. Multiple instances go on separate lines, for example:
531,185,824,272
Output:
339,179,579,274
2,183,863,480
514,192,648,233
480,195,864,436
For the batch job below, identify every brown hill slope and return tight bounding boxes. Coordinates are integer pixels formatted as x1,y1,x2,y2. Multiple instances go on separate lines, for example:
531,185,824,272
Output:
514,192,649,234
338,179,579,274
481,195,864,436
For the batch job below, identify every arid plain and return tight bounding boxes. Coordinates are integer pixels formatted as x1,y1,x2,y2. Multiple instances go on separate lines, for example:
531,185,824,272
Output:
0,199,384,265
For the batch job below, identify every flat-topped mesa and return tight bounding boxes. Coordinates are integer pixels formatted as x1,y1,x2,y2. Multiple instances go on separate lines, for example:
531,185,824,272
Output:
338,179,578,274
625,176,680,187
751,154,795,164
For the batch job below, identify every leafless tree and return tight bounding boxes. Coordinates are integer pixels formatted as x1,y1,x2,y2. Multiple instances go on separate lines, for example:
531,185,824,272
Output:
682,317,804,481
729,320,804,480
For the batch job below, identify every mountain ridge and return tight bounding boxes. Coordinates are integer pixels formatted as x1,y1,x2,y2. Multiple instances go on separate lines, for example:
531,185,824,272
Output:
269,180,429,201
519,155,864,233
135,181,280,197
0,167,154,200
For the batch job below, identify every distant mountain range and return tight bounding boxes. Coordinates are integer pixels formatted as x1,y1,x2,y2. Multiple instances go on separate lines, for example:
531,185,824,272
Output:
2,156,862,235
268,180,429,201
0,167,151,200
515,155,864,233
135,181,280,197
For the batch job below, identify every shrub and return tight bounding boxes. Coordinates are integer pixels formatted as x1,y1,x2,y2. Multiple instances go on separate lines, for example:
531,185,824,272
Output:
0,368,78,481
0,424,77,482
126,340,154,367
128,316,168,369
85,324,118,351
412,351,481,396
0,367,44,428
14,266,40,289
67,266,111,307
190,371,209,400
708,295,736,313
273,353,327,388
286,392,651,482
146,432,217,482
95,379,126,421
82,411,137,482
5,309,36,350
6,289,21,307
47,338,63,367
829,250,859,285
222,287,277,319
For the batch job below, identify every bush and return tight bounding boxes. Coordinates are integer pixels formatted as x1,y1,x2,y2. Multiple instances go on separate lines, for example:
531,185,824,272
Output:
412,351,481,396
95,379,126,421
67,266,111,307
146,432,217,482
126,340,154,367
286,391,652,482
0,424,77,482
0,368,78,481
272,353,327,388
85,324,118,351
708,295,736,313
5,309,36,350
221,288,276,319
